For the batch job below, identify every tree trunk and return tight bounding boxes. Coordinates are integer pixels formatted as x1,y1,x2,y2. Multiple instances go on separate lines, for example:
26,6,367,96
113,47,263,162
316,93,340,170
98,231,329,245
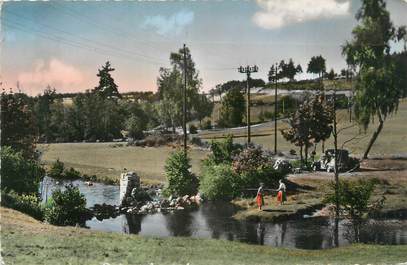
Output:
322,140,325,153
304,145,308,164
363,113,384,159
300,145,303,167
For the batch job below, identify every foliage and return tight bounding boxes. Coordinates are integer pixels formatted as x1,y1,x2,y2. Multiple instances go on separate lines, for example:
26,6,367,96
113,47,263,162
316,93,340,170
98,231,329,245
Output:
208,135,240,164
48,159,65,178
199,163,238,200
281,95,333,162
218,88,245,127
1,146,44,194
194,94,214,125
342,0,407,158
1,191,44,220
125,114,146,140
44,184,89,226
324,179,381,242
93,61,121,99
232,144,282,189
200,119,212,130
164,149,198,196
1,90,37,159
307,55,326,79
272,59,303,81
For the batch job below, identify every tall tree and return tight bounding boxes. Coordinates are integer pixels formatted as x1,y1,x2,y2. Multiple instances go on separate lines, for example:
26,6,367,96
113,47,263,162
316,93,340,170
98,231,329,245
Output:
93,61,121,99
307,55,326,80
218,88,246,128
281,95,333,164
157,46,203,132
34,86,56,142
342,0,407,158
1,90,37,159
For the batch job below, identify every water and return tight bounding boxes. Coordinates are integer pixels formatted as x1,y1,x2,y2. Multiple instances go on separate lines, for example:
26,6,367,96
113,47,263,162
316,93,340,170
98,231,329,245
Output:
40,177,407,250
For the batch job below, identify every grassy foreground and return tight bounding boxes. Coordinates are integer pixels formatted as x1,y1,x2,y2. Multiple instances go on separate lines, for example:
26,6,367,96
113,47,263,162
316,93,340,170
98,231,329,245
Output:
1,207,407,265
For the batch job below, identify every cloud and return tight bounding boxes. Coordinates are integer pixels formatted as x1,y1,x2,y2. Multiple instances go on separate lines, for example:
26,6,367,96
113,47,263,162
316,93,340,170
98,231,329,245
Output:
142,10,194,36
18,59,84,91
253,0,350,30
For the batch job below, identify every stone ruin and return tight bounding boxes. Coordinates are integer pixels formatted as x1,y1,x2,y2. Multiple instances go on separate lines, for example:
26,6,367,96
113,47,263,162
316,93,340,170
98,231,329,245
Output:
119,171,141,207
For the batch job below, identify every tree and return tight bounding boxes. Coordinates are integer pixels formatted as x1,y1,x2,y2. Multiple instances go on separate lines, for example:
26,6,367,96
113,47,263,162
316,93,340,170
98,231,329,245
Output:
281,95,333,164
194,94,214,126
1,146,44,194
34,86,56,142
1,89,37,159
157,46,203,132
125,115,146,140
327,68,336,80
342,0,407,159
307,55,326,80
218,88,246,128
164,149,198,196
278,59,303,81
93,61,121,99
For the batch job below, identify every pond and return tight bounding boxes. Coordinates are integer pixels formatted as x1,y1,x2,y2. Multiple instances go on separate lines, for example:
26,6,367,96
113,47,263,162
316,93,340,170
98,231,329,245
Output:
40,177,407,250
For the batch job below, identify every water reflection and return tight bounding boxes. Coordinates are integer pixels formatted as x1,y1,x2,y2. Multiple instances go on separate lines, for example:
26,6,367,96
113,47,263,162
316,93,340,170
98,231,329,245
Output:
41,178,407,250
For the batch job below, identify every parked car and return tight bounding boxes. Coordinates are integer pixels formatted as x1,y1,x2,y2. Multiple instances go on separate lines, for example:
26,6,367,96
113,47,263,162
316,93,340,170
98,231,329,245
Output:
312,149,359,172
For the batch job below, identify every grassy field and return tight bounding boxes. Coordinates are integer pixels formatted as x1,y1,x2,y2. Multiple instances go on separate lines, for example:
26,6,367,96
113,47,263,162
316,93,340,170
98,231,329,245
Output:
202,99,407,157
2,207,407,265
38,143,208,184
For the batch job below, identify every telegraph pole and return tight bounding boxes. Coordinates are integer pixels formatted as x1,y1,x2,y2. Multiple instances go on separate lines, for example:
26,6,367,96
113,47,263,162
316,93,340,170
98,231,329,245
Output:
268,63,279,154
238,65,258,144
183,44,187,154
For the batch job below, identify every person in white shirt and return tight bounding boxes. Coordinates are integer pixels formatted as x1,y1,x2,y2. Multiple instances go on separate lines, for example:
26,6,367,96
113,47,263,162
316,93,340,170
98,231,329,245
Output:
276,179,287,205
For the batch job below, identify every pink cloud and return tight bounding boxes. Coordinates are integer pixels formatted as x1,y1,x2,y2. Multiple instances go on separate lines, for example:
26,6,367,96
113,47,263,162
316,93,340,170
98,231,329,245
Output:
17,59,86,93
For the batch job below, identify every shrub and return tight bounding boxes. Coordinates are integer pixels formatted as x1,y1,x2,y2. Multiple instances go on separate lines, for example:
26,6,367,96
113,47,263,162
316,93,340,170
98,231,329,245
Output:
49,159,65,178
189,124,198,134
324,179,380,242
63,167,81,180
44,184,89,226
1,191,44,220
164,149,199,196
1,146,44,194
232,144,270,175
209,135,241,164
200,164,239,200
238,164,284,191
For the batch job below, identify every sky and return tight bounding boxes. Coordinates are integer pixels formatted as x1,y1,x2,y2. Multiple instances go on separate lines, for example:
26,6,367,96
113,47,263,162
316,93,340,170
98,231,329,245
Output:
1,0,407,95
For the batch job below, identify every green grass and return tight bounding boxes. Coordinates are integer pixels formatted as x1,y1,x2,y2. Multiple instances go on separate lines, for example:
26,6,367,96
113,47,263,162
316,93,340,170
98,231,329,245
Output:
2,207,407,265
203,99,407,157
38,143,208,185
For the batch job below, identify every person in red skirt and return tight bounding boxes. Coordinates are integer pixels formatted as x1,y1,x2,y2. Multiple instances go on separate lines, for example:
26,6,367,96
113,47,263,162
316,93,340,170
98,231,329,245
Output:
276,179,287,205
256,183,265,210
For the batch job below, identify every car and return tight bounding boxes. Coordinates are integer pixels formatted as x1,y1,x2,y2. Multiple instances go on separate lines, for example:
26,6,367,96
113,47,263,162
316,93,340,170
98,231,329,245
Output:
312,149,359,172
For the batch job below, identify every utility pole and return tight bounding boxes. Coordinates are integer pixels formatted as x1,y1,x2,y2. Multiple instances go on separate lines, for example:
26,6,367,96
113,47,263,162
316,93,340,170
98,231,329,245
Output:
268,63,279,154
238,65,258,144
183,44,187,154
332,88,340,247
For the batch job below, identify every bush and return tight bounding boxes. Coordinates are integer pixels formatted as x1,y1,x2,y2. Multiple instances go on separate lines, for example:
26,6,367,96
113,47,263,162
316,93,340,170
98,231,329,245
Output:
209,135,241,164
63,167,81,180
1,191,44,220
44,184,89,226
164,149,199,196
200,163,238,200
1,146,44,194
49,159,65,178
189,124,198,134
232,144,270,175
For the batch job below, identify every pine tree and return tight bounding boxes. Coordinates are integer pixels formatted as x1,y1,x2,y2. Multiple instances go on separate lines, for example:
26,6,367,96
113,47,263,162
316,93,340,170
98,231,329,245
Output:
93,61,121,99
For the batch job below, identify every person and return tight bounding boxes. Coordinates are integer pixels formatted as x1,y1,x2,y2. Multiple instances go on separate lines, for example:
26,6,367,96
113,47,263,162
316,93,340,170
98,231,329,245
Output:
276,179,287,205
256,183,265,210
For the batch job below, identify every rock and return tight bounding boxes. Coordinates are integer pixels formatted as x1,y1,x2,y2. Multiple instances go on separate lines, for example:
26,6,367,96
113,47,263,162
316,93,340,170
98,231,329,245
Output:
160,199,170,208
176,206,184,210
182,195,190,202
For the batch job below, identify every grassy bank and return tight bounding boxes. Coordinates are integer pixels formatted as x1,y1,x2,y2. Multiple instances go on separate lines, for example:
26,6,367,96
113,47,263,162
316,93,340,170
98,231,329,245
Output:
2,207,407,265
38,144,208,185
233,160,407,222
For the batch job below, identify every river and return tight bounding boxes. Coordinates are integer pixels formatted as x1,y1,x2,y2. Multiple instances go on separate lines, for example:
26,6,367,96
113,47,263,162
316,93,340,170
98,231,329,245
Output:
40,177,407,250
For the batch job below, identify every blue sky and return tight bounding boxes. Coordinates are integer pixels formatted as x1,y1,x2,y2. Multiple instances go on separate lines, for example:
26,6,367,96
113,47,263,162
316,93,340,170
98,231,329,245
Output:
1,0,407,95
